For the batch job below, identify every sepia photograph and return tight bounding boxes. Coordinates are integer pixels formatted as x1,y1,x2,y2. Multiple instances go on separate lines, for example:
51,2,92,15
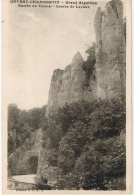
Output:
2,0,132,193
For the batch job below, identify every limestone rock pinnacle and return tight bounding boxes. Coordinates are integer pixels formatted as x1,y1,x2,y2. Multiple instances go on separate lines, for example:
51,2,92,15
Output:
46,0,125,115
72,52,84,66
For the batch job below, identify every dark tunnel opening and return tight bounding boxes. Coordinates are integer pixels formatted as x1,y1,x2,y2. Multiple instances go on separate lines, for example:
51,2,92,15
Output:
27,156,38,174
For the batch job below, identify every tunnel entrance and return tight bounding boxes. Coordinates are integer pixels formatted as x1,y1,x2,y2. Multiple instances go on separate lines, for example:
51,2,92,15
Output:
27,156,38,174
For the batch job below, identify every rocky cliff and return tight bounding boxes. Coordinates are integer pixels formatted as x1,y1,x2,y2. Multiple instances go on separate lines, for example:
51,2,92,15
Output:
46,52,97,115
46,0,125,115
94,0,126,100
8,129,43,176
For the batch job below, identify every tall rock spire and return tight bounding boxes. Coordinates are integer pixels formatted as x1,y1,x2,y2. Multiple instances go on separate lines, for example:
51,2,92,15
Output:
94,0,125,99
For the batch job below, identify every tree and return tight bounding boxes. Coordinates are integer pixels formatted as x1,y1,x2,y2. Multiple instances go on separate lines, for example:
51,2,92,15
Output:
8,104,20,154
28,108,42,130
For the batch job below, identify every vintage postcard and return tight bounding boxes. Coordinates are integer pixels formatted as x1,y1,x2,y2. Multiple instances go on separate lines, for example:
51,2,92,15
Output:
2,0,132,194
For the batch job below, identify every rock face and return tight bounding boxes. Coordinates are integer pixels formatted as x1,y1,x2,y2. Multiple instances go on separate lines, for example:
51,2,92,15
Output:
46,52,97,115
46,0,125,115
8,129,43,176
94,0,126,99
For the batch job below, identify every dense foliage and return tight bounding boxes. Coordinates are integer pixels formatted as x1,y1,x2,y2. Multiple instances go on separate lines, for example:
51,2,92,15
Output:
8,91,126,190
8,104,46,155
41,99,126,190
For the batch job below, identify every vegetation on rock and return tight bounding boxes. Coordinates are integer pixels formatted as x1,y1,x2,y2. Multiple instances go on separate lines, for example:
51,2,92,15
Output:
81,43,96,89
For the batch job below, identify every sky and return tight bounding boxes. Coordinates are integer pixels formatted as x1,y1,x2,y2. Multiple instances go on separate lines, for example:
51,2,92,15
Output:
4,0,126,110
